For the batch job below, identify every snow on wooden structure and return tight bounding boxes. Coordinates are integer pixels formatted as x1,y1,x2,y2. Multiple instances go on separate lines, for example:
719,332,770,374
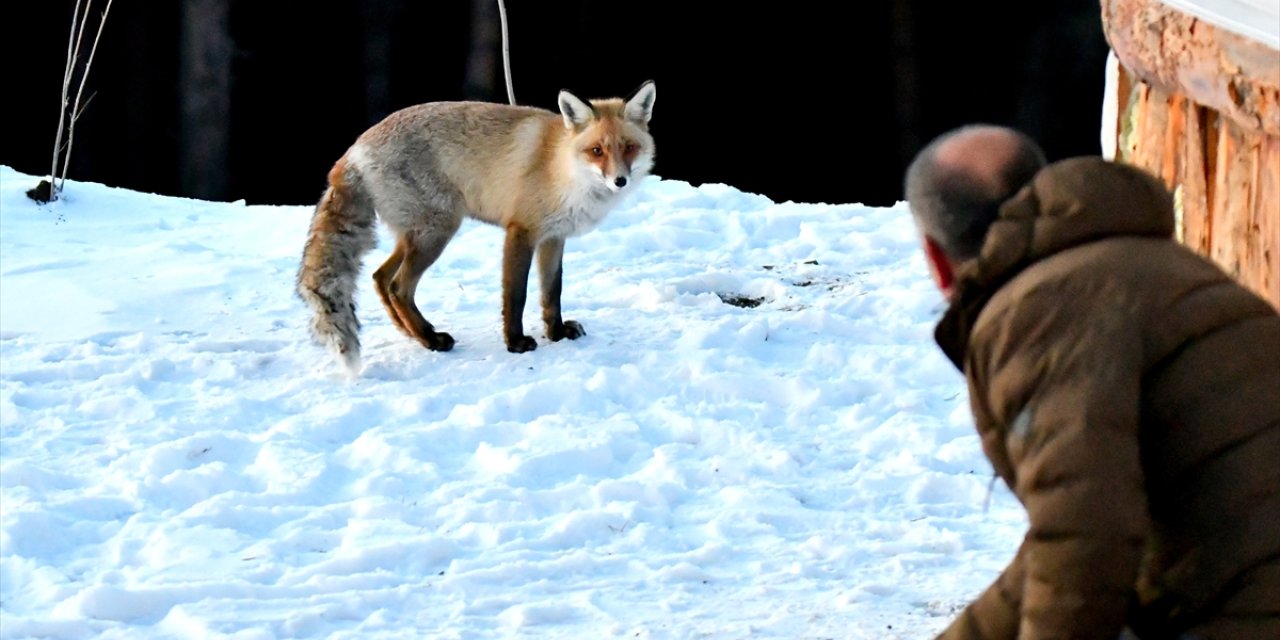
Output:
1101,0,1280,308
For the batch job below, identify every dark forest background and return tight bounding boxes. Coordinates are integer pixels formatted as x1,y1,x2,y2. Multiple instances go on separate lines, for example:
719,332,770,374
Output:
2,1,1110,207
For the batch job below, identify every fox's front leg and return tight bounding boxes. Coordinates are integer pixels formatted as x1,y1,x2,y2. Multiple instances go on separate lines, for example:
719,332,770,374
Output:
502,225,538,353
536,237,585,342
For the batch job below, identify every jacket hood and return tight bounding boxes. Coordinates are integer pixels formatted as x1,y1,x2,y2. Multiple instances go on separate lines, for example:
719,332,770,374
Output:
935,157,1176,368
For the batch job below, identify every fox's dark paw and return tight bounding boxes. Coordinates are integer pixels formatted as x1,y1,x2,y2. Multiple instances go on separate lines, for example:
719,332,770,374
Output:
507,335,537,353
548,320,586,342
425,331,455,352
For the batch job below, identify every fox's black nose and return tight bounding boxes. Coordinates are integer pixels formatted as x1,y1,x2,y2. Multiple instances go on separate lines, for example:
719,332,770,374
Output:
614,176,628,188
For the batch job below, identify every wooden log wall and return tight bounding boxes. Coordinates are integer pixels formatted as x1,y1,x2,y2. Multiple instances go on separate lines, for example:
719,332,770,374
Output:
1104,0,1280,309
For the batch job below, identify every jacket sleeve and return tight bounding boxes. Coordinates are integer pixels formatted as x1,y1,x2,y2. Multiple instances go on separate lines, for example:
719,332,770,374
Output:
937,541,1026,640
965,285,1150,640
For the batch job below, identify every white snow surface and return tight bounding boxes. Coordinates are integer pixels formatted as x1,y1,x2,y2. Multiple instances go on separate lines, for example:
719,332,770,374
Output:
0,166,1025,639
1157,0,1279,49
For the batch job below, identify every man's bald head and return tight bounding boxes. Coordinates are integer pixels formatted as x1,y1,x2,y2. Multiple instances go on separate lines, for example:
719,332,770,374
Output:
905,125,1046,261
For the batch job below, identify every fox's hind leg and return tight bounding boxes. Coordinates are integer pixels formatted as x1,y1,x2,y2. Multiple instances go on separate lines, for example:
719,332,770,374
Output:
383,227,458,352
372,237,409,335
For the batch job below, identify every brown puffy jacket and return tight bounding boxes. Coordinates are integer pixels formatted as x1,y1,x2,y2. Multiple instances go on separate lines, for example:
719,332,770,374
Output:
933,158,1280,640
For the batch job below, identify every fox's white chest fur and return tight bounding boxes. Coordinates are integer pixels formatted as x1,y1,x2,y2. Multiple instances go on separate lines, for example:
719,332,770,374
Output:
539,179,623,241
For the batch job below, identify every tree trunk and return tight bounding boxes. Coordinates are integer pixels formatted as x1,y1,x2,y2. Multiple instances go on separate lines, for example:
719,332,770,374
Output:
359,2,394,123
179,0,231,200
889,0,921,167
464,0,499,101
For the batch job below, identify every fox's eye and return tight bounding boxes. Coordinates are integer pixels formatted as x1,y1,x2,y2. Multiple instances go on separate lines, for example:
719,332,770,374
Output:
625,143,637,153
591,146,603,157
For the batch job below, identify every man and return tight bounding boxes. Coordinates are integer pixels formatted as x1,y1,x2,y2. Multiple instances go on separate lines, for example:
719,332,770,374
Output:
905,125,1280,639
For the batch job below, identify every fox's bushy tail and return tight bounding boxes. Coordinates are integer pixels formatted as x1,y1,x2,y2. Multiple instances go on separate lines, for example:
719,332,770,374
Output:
296,159,377,373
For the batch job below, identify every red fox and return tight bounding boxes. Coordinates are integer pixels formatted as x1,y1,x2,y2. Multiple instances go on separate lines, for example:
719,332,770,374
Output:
297,82,656,372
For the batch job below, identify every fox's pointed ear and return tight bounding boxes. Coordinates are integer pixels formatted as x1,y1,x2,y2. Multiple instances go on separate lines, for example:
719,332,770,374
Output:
558,90,594,129
624,80,656,124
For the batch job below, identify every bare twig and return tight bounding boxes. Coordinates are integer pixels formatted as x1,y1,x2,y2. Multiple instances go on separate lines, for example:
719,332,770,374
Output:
72,92,98,123
497,0,515,105
59,0,116,194
50,0,86,200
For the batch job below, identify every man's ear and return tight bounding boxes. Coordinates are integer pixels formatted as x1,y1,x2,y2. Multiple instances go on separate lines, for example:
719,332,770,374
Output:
922,236,957,299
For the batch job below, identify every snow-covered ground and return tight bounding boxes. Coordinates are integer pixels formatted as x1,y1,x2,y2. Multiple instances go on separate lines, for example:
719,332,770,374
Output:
0,165,1024,639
